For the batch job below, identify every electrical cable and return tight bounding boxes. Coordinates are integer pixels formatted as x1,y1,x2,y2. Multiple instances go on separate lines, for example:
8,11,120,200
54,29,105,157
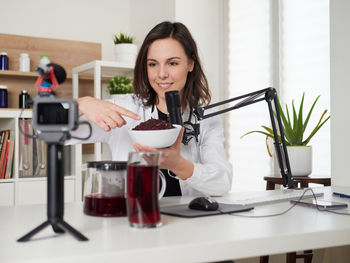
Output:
18,108,38,139
219,188,350,218
323,209,350,215
19,109,93,142
69,121,92,140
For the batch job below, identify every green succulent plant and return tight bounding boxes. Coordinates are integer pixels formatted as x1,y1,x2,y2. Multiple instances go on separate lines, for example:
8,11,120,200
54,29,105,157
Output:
241,93,330,156
113,33,135,44
107,75,133,95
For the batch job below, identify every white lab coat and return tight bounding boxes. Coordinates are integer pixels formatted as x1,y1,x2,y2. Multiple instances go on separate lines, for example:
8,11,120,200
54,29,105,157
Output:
68,94,233,197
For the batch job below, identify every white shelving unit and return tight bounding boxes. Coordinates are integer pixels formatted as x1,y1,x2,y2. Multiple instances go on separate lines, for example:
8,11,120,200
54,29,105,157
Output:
0,109,76,206
72,60,134,201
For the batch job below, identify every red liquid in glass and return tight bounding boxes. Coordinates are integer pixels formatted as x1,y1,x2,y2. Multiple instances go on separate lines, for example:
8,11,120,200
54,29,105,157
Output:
84,193,127,217
126,165,161,226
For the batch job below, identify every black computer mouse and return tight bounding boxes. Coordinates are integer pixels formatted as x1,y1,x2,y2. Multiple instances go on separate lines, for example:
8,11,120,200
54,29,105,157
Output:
188,197,219,211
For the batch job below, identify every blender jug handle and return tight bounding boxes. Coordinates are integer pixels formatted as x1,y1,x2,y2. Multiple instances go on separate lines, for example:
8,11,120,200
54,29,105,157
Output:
158,170,166,199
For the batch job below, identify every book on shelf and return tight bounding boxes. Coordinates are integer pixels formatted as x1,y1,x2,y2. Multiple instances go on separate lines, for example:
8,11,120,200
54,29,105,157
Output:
0,131,4,164
0,131,4,152
5,131,15,179
1,130,15,179
1,140,10,179
0,130,10,177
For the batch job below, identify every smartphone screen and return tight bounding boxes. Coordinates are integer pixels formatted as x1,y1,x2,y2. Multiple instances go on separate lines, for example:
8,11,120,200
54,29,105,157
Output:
290,199,348,210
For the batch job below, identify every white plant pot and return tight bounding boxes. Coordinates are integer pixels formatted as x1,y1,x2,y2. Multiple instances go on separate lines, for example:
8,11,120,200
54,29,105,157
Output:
287,146,312,177
114,44,137,64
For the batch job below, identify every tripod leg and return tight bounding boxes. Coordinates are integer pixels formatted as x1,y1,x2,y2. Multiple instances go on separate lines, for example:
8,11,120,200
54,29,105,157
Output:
57,220,88,241
51,224,65,234
17,221,50,242
18,144,88,242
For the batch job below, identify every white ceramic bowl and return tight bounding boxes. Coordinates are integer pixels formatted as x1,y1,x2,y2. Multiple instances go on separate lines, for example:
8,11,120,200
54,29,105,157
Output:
128,124,182,148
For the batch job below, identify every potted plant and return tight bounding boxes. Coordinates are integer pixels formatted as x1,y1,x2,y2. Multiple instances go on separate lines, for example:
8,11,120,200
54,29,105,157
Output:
241,93,330,176
107,75,133,97
113,33,137,64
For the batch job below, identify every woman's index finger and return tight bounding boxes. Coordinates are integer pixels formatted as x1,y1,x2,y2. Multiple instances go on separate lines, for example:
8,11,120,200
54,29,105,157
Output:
113,104,141,120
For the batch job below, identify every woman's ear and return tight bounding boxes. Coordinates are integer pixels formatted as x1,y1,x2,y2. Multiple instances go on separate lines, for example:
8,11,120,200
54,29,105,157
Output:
188,59,194,72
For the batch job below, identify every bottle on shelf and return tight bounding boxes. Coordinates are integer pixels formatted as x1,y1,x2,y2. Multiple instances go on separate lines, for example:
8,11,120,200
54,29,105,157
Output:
19,90,31,109
0,85,8,108
0,52,9,70
19,53,30,72
39,55,50,66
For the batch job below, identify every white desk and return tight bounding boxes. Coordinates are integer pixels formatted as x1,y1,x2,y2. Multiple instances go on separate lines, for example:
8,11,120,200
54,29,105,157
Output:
2,187,350,263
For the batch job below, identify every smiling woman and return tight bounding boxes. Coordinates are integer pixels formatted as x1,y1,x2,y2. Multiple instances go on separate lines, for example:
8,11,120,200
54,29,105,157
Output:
72,21,233,197
133,22,211,114
145,38,194,113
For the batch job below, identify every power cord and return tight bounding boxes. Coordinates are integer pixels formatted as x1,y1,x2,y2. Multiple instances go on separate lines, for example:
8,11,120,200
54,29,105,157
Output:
69,121,92,140
219,188,350,218
18,108,38,139
323,209,350,215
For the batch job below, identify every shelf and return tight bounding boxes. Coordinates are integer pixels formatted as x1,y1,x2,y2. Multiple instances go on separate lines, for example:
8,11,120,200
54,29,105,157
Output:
0,70,115,81
17,176,74,182
0,179,15,183
0,70,37,78
0,108,78,205
0,108,32,118
17,177,47,182
0,34,102,205
0,69,107,81
72,60,134,77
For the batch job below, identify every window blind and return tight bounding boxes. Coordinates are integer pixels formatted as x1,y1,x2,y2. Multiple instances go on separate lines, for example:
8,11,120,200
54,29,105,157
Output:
227,0,330,190
279,0,330,177
228,0,272,191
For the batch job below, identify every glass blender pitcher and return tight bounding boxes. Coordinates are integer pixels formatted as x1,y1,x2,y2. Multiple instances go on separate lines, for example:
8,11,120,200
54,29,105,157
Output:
83,161,127,217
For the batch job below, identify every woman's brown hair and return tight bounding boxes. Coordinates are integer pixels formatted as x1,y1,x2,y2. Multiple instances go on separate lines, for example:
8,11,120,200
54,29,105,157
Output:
133,21,211,109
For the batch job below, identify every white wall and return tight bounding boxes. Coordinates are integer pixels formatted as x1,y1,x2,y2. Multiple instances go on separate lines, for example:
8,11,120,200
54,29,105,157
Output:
330,0,350,194
175,0,226,103
0,0,130,61
130,0,225,103
130,0,175,48
0,0,226,165
0,0,224,103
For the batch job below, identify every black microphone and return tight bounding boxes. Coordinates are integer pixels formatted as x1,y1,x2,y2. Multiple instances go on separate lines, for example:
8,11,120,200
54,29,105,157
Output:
165,91,183,125
35,63,67,84
49,63,66,84
165,90,201,145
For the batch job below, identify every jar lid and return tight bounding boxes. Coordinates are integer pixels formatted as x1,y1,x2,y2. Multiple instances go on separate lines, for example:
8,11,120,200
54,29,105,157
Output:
20,53,29,57
87,161,127,171
0,85,8,90
1,52,8,56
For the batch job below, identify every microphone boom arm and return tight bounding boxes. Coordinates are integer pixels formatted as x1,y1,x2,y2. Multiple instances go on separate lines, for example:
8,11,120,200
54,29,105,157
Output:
194,87,294,188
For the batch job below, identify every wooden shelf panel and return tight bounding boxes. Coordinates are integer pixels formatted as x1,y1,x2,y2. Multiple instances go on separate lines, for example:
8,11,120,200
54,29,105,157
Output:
0,70,37,77
0,70,112,81
0,33,101,73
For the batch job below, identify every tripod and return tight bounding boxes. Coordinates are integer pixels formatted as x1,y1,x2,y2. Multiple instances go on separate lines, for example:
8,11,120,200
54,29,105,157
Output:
17,143,88,242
